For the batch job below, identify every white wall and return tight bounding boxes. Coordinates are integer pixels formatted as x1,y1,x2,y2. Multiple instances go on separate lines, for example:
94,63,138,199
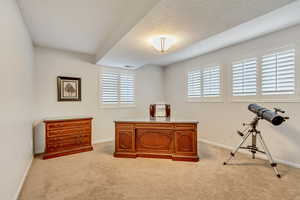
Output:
0,0,35,199
135,64,165,117
34,47,164,153
164,24,300,166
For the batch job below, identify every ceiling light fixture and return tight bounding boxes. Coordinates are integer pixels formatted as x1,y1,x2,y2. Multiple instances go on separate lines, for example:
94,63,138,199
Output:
150,35,176,53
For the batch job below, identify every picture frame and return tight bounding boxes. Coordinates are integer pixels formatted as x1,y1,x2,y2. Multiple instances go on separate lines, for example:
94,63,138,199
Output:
57,76,81,101
149,104,171,118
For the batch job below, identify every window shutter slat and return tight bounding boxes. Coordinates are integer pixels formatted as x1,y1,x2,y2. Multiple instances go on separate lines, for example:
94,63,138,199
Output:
101,72,119,104
203,66,221,97
188,70,202,98
120,74,135,104
232,58,257,96
261,49,295,95
187,66,221,99
101,71,135,105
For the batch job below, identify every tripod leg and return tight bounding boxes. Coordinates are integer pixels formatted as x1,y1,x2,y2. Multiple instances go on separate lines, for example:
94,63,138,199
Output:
251,133,257,159
257,133,281,178
223,131,251,165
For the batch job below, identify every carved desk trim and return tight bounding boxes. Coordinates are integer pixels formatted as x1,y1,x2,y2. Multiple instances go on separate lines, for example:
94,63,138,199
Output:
114,120,199,162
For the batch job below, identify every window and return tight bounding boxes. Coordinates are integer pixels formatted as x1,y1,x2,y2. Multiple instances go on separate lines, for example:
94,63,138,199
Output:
101,72,119,104
203,66,220,97
101,70,135,106
120,74,135,104
187,69,201,98
261,49,295,95
231,48,297,102
187,66,221,101
232,58,257,96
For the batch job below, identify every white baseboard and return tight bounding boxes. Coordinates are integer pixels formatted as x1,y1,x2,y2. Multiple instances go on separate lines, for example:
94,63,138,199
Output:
199,138,300,169
199,138,234,150
14,156,33,200
93,138,114,144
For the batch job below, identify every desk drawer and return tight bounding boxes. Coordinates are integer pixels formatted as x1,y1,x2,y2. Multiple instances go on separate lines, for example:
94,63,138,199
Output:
135,123,174,129
116,123,134,130
174,123,196,130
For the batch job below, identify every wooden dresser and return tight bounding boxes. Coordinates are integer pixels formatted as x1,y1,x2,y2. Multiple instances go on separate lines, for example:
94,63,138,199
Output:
114,119,199,162
43,117,93,159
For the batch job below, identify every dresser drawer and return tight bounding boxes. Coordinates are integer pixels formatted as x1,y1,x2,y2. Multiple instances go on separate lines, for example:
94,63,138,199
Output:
47,135,90,153
47,120,91,130
47,127,91,137
47,133,90,143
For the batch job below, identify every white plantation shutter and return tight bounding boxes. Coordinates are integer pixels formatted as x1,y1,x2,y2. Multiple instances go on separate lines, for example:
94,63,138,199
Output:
120,74,135,104
232,58,257,96
187,70,202,98
261,49,295,95
101,71,135,106
203,66,220,97
101,72,119,104
187,66,222,100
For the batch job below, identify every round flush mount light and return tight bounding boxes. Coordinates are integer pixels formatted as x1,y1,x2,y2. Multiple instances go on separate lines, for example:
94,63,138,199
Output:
150,35,176,53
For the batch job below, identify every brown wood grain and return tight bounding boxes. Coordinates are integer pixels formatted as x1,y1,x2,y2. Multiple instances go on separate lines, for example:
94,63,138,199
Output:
43,118,93,159
114,121,199,162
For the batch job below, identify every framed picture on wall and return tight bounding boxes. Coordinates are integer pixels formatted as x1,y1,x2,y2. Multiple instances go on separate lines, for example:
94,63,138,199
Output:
57,76,81,101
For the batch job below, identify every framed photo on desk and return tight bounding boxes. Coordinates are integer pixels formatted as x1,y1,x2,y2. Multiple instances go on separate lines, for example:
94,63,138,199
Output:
149,104,171,118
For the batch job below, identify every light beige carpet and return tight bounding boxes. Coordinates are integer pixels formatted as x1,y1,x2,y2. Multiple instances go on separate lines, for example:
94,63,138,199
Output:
19,142,300,200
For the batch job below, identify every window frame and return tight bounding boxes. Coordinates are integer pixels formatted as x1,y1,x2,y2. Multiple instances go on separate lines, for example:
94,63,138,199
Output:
186,64,223,103
230,57,258,102
99,68,136,108
258,47,299,102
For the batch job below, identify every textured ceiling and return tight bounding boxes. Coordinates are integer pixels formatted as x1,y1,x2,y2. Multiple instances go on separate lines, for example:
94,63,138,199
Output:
17,0,160,55
98,0,297,68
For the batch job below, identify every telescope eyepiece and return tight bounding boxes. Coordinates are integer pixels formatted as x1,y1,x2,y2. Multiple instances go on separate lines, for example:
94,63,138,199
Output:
271,116,285,126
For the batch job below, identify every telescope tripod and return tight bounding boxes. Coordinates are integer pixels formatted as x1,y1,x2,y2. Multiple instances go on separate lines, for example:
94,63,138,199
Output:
223,116,281,178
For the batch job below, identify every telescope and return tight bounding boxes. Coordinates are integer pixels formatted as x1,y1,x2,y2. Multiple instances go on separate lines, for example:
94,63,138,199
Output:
224,104,289,178
248,104,289,126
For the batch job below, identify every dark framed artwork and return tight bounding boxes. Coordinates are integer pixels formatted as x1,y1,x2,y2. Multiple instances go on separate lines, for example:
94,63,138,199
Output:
57,76,81,101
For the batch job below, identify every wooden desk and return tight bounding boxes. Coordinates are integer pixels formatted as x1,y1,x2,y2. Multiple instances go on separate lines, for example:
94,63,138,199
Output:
114,119,199,162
